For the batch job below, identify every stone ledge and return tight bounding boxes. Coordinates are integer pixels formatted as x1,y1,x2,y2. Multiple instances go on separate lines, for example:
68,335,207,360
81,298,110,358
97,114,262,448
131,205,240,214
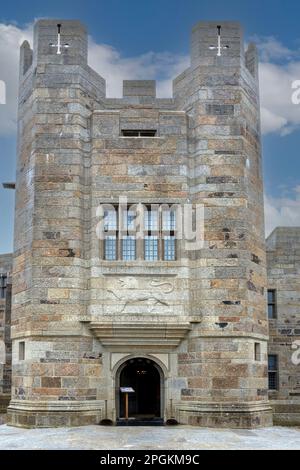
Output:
190,331,269,340
7,409,102,428
273,413,300,426
175,401,273,428
176,401,272,412
7,400,104,428
270,400,300,426
8,399,104,412
86,319,192,350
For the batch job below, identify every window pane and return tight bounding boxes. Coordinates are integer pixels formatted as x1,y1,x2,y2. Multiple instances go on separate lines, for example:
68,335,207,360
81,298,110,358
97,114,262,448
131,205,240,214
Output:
164,236,175,261
122,210,136,231
104,236,117,260
104,210,117,231
122,130,139,136
268,304,275,319
19,341,25,361
268,289,275,303
0,274,7,299
254,343,261,361
268,355,277,370
145,236,158,261
162,210,176,231
268,372,277,390
144,210,158,231
122,236,136,261
0,275,6,288
268,355,278,390
139,130,156,137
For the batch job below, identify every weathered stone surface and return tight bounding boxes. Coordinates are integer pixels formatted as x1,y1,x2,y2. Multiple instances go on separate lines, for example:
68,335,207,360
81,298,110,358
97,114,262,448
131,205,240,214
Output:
0,254,12,407
2,18,274,429
267,228,300,426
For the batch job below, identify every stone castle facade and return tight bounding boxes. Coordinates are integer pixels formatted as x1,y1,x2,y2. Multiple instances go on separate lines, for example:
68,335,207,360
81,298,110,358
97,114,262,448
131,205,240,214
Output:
0,19,299,428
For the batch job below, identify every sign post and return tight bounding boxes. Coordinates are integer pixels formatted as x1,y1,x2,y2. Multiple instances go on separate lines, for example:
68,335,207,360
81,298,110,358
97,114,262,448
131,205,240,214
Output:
120,387,135,420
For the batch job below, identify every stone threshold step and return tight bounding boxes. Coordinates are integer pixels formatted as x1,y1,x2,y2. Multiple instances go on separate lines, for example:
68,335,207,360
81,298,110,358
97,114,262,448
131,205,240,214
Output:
116,418,164,426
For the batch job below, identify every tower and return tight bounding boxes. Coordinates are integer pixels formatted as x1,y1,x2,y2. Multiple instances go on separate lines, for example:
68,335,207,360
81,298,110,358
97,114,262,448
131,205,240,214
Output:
173,21,272,426
8,19,272,428
9,20,105,427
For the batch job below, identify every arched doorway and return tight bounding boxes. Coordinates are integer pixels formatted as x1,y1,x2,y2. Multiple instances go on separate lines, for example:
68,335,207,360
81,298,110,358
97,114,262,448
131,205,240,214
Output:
116,357,164,425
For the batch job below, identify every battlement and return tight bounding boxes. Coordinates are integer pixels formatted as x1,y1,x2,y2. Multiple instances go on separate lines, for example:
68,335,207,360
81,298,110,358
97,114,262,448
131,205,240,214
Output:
32,19,88,67
19,19,258,102
191,21,243,65
123,80,156,98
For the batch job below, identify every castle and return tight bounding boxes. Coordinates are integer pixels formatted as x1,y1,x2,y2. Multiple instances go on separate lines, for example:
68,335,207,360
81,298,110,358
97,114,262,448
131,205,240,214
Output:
0,19,299,428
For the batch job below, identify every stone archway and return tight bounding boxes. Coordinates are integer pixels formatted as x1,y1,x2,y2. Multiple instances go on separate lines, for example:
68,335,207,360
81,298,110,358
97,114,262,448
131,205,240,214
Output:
115,357,164,425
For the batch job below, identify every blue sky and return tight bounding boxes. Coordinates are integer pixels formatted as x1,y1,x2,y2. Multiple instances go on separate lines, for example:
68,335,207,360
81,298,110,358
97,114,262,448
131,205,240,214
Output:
0,0,300,253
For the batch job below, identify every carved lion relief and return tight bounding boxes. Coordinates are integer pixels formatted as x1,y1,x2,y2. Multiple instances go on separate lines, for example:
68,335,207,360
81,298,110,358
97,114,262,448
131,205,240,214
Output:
107,277,174,313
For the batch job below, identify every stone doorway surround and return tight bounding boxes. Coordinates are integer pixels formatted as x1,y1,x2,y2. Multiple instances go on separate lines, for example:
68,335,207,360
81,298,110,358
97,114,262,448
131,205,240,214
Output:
111,353,169,423
115,356,165,422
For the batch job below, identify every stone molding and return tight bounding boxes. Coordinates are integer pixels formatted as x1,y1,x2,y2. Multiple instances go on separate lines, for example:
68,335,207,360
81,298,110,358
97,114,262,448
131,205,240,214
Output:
87,319,192,349
8,399,103,412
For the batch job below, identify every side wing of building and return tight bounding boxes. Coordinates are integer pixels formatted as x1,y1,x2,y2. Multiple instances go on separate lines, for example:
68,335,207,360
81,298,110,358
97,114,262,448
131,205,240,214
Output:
0,253,12,420
267,227,300,425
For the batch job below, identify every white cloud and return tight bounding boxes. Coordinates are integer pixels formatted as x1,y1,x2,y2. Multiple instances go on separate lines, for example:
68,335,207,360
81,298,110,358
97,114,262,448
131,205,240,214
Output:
256,36,300,136
252,35,297,62
259,61,300,135
260,107,287,134
88,39,189,98
264,188,300,236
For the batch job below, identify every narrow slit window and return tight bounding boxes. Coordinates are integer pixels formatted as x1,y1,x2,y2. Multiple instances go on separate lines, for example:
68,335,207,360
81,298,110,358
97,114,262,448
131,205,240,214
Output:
121,130,156,137
268,289,277,319
254,342,261,361
19,341,25,361
268,354,278,390
0,274,7,299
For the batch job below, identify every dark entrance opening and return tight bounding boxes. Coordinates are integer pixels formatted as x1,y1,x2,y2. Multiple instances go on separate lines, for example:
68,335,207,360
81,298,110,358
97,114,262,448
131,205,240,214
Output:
117,357,163,425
